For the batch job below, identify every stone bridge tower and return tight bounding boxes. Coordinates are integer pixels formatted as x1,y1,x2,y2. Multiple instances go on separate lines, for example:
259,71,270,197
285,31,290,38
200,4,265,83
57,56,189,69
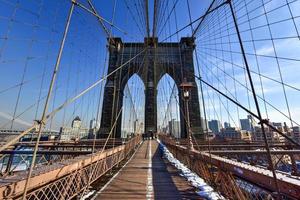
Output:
98,37,202,138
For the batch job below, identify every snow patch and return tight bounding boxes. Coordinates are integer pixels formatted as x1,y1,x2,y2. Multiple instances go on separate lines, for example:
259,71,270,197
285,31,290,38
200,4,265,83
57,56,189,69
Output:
158,140,225,200
81,190,96,200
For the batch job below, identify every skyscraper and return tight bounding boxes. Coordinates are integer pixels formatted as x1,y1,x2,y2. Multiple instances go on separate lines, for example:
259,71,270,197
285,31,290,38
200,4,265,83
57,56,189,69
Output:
224,122,231,128
89,118,96,129
208,120,221,134
60,116,89,140
168,119,180,138
240,115,254,132
72,116,82,129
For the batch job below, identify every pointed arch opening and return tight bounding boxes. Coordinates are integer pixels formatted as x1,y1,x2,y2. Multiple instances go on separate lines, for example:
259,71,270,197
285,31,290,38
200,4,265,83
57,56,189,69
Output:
121,73,145,138
157,74,181,138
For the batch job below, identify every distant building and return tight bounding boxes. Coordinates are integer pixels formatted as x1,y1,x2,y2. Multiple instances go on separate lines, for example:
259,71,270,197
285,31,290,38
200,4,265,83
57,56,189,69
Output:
138,122,144,134
89,118,97,129
72,116,82,128
88,118,99,139
224,122,231,129
222,127,251,141
0,129,59,142
60,116,89,141
272,122,284,132
252,126,285,142
121,130,130,138
162,127,168,133
292,126,300,143
133,120,142,134
208,120,221,134
168,119,180,138
240,115,254,132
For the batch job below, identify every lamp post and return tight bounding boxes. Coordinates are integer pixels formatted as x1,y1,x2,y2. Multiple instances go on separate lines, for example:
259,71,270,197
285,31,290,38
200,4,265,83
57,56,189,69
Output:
180,78,194,151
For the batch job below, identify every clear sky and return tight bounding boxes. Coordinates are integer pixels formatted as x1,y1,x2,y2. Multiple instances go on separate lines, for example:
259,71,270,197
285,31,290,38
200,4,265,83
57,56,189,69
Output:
194,0,300,129
0,0,299,133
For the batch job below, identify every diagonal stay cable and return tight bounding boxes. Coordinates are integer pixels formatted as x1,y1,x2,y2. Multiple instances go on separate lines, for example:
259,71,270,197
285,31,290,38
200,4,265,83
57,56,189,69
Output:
0,47,148,153
87,0,111,38
196,50,300,127
74,0,127,35
192,0,217,37
80,107,123,198
124,0,145,37
157,0,179,38
196,48,300,93
160,0,228,42
196,75,300,147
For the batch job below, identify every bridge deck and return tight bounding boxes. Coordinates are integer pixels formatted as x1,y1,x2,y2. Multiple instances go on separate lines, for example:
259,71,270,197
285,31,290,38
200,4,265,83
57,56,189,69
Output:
94,140,201,199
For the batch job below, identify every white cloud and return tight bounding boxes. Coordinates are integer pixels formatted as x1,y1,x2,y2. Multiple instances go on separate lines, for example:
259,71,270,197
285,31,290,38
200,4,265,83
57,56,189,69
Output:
256,45,274,55
0,111,32,127
266,107,300,125
256,38,300,58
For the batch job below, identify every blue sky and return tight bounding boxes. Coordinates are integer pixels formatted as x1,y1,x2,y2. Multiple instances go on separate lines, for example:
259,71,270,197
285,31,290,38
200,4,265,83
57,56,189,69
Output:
195,0,300,128
0,0,299,133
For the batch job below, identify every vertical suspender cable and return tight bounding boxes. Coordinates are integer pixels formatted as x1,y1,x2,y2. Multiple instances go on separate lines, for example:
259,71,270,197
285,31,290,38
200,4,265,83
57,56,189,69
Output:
145,0,150,38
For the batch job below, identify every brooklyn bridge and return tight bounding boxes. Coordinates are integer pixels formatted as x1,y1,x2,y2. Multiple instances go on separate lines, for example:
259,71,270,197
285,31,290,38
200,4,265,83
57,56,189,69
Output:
0,0,300,199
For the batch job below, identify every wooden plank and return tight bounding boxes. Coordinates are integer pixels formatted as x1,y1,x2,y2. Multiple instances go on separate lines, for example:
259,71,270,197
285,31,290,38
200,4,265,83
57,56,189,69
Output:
95,140,202,199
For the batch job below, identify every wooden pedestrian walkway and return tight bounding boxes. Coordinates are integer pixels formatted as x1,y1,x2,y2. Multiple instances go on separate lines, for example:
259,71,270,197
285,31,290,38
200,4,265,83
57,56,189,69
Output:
94,140,201,199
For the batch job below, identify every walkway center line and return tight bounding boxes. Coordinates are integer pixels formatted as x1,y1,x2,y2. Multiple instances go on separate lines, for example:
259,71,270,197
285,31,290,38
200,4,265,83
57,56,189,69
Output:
146,140,153,199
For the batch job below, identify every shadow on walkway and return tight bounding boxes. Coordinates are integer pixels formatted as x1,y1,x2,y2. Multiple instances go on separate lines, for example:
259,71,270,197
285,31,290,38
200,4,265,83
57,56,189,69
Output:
152,142,202,199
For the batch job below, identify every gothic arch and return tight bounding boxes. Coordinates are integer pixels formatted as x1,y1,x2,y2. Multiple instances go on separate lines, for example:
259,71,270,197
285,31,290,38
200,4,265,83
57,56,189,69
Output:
99,37,202,138
120,66,146,93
